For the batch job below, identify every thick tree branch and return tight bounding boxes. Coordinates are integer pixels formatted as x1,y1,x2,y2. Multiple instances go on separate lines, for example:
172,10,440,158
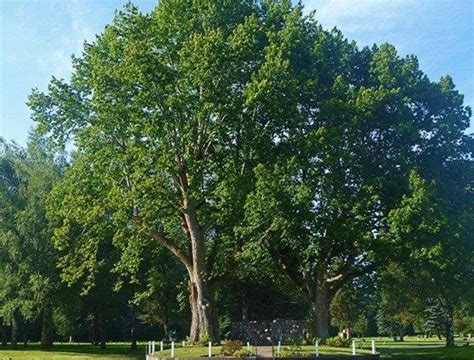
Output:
132,217,193,274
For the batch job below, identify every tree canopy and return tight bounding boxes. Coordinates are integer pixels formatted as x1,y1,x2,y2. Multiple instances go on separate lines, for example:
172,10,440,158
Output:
0,0,471,349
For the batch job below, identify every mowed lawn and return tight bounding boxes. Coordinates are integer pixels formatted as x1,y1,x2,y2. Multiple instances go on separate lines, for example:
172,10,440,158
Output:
0,343,144,359
0,337,472,359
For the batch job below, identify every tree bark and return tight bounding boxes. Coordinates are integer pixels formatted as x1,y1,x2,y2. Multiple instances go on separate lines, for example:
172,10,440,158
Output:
40,299,53,349
11,313,18,349
398,328,404,342
312,275,330,342
184,201,217,343
98,314,106,349
188,274,217,343
1,323,7,346
130,306,137,351
445,306,455,348
189,281,200,342
311,277,329,344
134,209,218,343
241,290,248,321
22,323,28,347
91,315,99,345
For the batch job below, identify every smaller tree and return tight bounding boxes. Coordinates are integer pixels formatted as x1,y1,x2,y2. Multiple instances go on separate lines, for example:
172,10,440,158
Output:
453,303,474,337
330,284,361,338
376,306,405,341
384,170,474,347
354,315,368,338
423,302,447,339
0,138,64,349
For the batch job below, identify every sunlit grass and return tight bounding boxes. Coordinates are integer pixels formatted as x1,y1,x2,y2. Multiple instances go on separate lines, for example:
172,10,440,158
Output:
0,337,472,359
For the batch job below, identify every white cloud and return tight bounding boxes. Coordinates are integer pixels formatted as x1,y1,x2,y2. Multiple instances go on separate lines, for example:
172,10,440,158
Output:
37,49,72,80
63,0,95,53
34,0,97,80
303,0,414,33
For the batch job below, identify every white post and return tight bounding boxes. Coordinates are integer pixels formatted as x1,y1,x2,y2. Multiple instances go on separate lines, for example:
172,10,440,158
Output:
183,341,186,348
171,341,175,357
247,342,250,350
160,341,164,352
352,340,356,355
371,340,376,354
149,341,152,355
208,341,212,357
315,340,319,357
153,341,156,354
277,341,281,355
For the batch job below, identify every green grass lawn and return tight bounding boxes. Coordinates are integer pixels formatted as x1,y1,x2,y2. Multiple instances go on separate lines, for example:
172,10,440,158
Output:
0,342,145,359
0,337,472,359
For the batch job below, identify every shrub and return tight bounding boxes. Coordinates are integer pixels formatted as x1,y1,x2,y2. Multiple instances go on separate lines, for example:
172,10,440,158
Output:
234,348,255,358
325,336,351,348
220,340,244,356
282,347,303,357
199,332,211,346
282,336,304,356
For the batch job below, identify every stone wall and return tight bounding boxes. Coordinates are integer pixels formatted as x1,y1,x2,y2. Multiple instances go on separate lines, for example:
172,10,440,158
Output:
230,320,304,345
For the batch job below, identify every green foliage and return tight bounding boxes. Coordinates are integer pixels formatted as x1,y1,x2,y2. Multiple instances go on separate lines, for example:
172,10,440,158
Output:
330,284,362,331
234,348,255,358
0,0,470,349
325,336,351,348
220,340,244,356
353,315,369,338
281,334,304,355
0,138,64,348
423,302,448,337
382,168,474,346
455,316,474,336
199,332,211,346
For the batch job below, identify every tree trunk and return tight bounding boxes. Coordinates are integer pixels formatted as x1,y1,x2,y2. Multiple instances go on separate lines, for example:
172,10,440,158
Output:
445,306,455,348
242,297,248,321
22,323,28,348
398,328,404,342
184,202,217,343
91,315,98,345
11,313,18,349
98,315,106,349
130,306,137,351
188,275,217,342
40,300,53,349
312,275,330,342
1,323,7,346
189,281,200,342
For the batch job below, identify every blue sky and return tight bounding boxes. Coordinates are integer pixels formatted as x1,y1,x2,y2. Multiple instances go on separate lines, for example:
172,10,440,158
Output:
1,0,473,144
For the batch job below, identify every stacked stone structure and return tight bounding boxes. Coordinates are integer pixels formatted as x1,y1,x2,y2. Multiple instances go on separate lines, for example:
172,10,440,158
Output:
229,319,304,345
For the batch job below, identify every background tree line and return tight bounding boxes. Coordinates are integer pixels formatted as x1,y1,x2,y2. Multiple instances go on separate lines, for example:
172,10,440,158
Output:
1,0,473,350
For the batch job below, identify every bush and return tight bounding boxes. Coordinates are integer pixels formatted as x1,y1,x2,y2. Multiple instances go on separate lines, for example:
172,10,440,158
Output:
199,332,211,346
325,336,351,348
282,348,303,357
220,340,244,356
282,336,303,356
234,348,255,358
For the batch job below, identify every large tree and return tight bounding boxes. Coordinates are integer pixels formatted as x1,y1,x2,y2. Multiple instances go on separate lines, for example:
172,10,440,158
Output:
28,0,472,343
240,44,472,341
29,0,326,341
